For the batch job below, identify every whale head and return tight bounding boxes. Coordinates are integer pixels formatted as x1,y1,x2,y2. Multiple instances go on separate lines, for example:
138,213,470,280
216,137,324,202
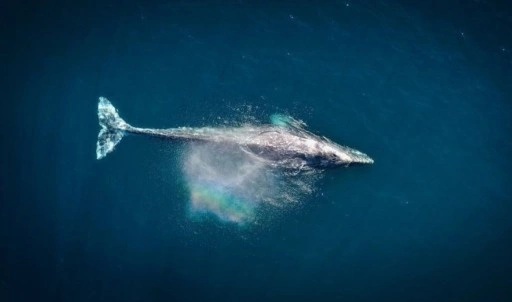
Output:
313,140,374,167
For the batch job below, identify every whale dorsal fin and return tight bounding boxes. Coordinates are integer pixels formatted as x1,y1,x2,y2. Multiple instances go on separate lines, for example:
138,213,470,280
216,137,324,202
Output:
270,114,307,129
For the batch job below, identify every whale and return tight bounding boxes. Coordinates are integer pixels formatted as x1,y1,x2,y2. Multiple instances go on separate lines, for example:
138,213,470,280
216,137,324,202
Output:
96,97,374,169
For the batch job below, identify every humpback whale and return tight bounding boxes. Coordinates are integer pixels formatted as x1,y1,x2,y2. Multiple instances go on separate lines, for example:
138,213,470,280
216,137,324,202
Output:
96,97,374,169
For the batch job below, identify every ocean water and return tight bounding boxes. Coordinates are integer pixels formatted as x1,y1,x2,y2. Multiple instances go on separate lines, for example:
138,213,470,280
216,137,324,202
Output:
2,1,512,301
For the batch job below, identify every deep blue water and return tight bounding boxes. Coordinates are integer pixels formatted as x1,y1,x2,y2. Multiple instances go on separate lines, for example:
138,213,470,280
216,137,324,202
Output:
2,1,512,301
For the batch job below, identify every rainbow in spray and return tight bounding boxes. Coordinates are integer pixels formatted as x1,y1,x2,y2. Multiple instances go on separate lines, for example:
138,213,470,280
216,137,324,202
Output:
182,143,270,224
181,142,323,224
188,182,256,223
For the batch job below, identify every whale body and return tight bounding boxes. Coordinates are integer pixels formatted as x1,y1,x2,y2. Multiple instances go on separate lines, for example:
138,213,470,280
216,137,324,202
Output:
96,97,374,169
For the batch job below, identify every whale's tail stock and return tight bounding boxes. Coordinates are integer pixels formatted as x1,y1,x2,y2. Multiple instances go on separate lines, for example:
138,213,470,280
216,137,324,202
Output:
96,97,129,160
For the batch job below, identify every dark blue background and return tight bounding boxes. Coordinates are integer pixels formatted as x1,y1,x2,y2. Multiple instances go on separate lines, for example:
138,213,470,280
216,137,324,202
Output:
2,0,511,301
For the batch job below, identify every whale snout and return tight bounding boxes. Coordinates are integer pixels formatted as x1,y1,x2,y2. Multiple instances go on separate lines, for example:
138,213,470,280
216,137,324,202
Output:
332,146,374,165
349,150,374,164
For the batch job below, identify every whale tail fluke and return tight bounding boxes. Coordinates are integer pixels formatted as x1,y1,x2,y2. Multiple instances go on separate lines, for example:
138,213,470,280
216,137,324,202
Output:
96,97,129,160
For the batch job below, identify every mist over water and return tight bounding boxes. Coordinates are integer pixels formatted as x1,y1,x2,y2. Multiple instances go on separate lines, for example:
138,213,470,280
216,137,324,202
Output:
181,140,322,225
